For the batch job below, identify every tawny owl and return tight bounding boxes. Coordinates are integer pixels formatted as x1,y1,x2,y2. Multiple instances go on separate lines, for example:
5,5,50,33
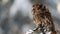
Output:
32,3,58,34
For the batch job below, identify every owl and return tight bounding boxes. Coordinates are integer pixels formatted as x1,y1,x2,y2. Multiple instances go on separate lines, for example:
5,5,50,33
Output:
32,3,59,34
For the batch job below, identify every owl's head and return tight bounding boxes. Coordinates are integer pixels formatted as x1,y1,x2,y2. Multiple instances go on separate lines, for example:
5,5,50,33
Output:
32,4,48,13
32,4,48,19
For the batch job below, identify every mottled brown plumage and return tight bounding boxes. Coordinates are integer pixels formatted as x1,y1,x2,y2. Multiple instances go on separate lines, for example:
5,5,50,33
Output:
32,4,59,34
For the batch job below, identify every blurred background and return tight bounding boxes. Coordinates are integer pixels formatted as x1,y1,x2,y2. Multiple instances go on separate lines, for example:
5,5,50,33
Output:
0,0,60,34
